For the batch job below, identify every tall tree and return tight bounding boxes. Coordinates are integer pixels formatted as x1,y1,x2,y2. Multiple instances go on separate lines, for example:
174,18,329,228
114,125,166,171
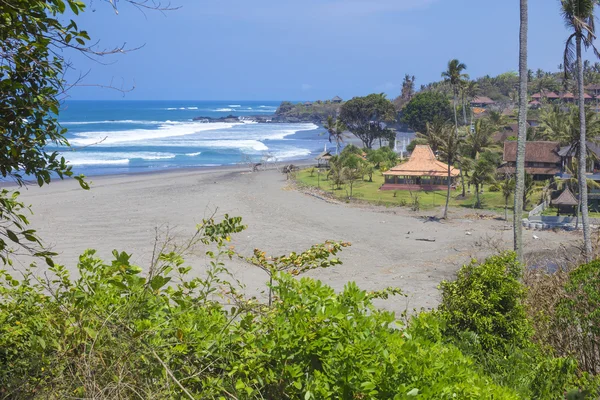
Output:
500,174,515,221
469,159,496,209
514,0,528,263
441,59,469,136
465,119,497,159
427,119,463,219
323,116,347,155
401,91,453,134
339,94,396,149
561,0,600,261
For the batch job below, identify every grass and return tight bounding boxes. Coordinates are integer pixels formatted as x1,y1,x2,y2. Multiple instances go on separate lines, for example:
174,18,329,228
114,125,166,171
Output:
297,168,542,212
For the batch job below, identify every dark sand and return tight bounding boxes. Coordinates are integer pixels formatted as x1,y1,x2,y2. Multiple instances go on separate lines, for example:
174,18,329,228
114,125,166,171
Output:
11,167,576,314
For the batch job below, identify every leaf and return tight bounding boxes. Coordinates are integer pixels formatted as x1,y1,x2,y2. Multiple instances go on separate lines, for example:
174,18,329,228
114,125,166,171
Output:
407,388,419,396
6,230,19,243
304,391,312,400
84,327,97,340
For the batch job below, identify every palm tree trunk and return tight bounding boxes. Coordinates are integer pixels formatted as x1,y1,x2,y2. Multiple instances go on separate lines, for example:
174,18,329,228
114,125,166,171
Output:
462,91,468,125
444,162,451,219
475,183,481,208
460,167,466,197
577,35,593,261
505,198,508,221
514,0,528,264
452,91,459,135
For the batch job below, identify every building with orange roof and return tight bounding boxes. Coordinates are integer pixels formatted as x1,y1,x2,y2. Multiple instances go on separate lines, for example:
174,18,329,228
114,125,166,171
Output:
381,145,459,191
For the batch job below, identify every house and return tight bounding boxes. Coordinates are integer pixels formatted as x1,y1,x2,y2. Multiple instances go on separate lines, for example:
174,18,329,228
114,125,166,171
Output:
585,83,600,97
470,96,495,108
381,145,459,191
551,188,578,216
332,96,343,104
304,101,313,106
529,100,542,109
557,141,600,176
531,91,560,102
499,141,561,180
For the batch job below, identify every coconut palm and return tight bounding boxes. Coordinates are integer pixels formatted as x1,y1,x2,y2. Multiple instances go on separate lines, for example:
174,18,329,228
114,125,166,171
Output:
487,110,510,129
441,59,469,135
426,119,463,219
514,0,528,262
561,0,600,261
464,119,497,159
324,116,347,155
469,159,496,209
500,174,515,221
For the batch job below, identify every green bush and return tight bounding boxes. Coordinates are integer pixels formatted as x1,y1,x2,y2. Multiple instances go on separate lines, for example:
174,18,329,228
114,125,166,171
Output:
0,217,523,399
438,252,531,352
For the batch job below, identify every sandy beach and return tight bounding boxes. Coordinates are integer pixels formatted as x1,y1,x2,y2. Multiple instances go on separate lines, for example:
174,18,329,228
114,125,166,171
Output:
10,167,577,314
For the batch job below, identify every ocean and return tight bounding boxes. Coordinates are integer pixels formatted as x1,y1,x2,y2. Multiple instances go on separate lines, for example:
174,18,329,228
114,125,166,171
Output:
55,100,327,176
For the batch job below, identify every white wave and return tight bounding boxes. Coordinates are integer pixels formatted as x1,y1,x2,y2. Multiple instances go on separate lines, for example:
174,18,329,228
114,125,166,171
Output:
214,108,233,112
62,120,165,126
182,140,268,152
236,109,275,113
186,152,202,156
187,107,199,110
167,108,177,110
259,105,275,108
69,122,239,146
273,148,312,160
63,151,176,166
228,105,242,108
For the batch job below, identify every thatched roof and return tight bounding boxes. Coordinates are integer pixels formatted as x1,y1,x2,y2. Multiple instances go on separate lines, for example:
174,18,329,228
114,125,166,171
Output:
315,150,332,160
384,145,459,177
503,141,561,164
332,96,343,102
552,188,578,206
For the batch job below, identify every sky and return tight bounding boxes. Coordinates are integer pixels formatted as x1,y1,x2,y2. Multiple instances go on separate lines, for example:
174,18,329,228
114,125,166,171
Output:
66,0,577,101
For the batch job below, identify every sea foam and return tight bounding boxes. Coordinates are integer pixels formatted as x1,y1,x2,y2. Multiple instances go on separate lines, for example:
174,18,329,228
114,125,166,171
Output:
69,122,239,146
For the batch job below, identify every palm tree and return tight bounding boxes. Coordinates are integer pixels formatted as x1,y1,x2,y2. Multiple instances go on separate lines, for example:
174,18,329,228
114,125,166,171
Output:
324,116,347,155
441,59,469,135
427,119,463,219
561,0,600,261
465,119,497,159
500,174,515,221
487,110,510,129
514,0,529,262
469,159,496,209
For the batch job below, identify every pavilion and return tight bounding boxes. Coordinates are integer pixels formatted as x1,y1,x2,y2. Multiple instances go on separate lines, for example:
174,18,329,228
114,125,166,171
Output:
381,145,459,191
551,188,578,216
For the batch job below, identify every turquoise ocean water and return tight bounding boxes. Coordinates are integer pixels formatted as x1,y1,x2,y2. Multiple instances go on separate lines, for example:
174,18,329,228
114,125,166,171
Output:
55,100,326,176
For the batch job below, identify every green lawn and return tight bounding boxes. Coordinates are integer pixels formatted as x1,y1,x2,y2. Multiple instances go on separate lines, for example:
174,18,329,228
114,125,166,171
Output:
296,168,542,212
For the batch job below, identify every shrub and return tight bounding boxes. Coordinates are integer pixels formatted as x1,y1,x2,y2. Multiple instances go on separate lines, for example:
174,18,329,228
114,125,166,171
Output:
0,217,523,399
438,252,531,352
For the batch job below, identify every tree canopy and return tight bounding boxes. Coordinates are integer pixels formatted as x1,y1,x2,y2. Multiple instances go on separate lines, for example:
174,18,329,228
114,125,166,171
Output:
401,91,453,134
339,94,396,149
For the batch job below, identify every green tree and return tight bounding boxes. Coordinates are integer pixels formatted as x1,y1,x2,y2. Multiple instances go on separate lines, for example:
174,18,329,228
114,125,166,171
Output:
514,0,529,263
323,115,348,155
441,59,469,134
469,159,496,209
339,94,396,149
500,174,515,221
401,91,453,134
561,0,600,262
465,119,497,159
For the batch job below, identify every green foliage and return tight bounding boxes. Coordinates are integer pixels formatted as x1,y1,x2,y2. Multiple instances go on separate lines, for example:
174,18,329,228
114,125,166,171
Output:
0,215,526,399
406,138,429,153
439,253,531,352
401,91,453,134
339,94,396,149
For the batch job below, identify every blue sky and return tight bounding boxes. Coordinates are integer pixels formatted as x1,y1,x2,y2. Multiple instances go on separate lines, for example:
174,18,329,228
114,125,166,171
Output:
67,0,576,101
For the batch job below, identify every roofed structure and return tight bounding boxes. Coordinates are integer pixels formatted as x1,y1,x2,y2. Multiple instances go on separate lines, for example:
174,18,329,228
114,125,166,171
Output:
381,145,459,191
499,141,561,179
470,96,495,107
552,188,578,206
332,96,343,103
315,149,333,167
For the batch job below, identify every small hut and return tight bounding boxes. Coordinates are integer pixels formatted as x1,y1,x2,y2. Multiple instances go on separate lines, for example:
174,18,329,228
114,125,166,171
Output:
332,96,343,104
315,149,333,168
551,188,578,216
